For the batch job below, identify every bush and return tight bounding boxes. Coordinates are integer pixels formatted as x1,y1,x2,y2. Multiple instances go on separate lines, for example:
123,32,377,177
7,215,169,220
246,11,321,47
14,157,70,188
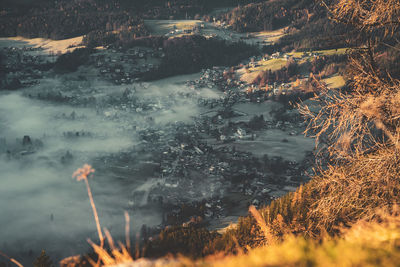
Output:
33,250,53,267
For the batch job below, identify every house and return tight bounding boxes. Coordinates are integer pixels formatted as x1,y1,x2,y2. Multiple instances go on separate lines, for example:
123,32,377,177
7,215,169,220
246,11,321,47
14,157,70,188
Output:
271,52,281,59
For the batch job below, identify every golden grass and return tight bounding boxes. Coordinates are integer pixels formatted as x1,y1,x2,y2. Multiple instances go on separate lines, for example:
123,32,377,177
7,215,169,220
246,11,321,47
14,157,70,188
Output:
8,36,84,54
194,213,400,267
239,58,287,83
300,55,400,158
253,28,287,44
326,0,400,34
295,0,400,238
238,48,347,83
107,210,400,267
322,74,346,89
287,48,347,58
307,147,400,233
248,205,275,245
62,205,400,267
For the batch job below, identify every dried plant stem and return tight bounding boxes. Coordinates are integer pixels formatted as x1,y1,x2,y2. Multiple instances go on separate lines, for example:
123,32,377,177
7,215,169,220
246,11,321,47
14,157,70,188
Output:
124,211,131,251
72,164,104,248
84,177,104,248
0,251,24,267
249,205,274,244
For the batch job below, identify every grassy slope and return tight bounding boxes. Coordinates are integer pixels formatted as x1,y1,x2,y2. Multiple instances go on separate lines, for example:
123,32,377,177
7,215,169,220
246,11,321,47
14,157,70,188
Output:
91,208,400,266
322,74,345,89
239,48,347,84
239,58,288,83
188,213,400,267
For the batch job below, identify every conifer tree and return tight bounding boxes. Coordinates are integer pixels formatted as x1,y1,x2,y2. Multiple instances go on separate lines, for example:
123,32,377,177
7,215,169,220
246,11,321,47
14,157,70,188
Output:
33,250,53,267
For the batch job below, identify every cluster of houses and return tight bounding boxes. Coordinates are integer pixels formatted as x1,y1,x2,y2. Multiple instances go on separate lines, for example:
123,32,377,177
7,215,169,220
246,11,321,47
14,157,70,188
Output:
186,67,246,92
185,63,305,104
0,135,44,159
165,23,205,37
116,72,313,221
183,63,313,106
125,111,310,224
92,47,164,84
0,46,50,89
268,51,321,61
185,67,224,89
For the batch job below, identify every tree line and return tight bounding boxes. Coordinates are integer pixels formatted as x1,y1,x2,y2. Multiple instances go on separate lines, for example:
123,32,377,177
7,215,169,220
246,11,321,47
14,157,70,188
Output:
0,0,263,40
141,35,258,80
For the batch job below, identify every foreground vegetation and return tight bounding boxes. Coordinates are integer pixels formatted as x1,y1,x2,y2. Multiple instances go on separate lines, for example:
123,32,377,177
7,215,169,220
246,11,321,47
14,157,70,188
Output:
156,211,400,267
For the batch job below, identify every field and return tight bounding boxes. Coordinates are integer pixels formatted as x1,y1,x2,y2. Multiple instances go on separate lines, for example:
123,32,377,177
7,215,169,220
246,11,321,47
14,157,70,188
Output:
322,74,346,89
144,20,202,36
287,48,347,58
238,48,348,84
238,58,288,83
252,28,287,45
5,36,84,54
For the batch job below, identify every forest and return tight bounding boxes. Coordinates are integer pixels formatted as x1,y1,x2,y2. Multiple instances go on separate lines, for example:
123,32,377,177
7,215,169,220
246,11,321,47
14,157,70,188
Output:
217,0,316,32
0,0,263,39
141,35,258,80
0,0,148,39
53,48,95,73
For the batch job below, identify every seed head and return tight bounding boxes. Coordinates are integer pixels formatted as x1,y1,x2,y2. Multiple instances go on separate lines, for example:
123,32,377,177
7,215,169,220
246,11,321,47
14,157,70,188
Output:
72,164,95,181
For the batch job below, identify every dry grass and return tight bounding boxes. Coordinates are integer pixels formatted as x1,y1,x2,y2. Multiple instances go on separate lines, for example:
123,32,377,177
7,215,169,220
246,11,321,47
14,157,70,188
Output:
110,209,400,267
8,36,84,54
253,28,287,44
325,0,400,34
287,48,347,58
307,146,400,233
304,0,400,157
248,205,275,245
238,58,287,83
292,0,400,239
191,209,400,267
299,52,400,158
321,74,346,89
296,25,400,235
